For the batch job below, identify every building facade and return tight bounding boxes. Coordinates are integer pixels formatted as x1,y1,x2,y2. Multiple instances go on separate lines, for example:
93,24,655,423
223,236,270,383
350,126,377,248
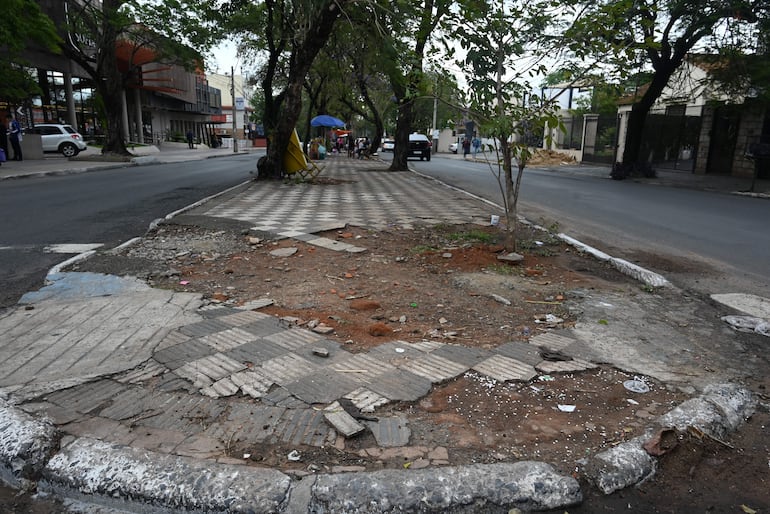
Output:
2,0,224,155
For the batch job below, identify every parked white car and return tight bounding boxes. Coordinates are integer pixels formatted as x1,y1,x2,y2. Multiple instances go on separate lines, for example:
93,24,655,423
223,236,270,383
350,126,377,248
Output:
24,124,88,157
449,142,458,153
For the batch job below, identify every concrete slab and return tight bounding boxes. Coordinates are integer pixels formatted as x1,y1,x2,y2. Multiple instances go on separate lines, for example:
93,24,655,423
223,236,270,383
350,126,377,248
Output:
493,341,543,366
265,328,327,351
324,401,366,438
431,344,493,367
152,336,215,370
260,353,319,386
529,332,576,351
198,327,258,352
229,370,273,399
283,369,360,404
366,369,432,402
344,387,390,413
224,338,290,365
711,293,770,319
366,416,410,447
535,357,598,374
473,355,538,382
399,353,468,383
174,353,246,387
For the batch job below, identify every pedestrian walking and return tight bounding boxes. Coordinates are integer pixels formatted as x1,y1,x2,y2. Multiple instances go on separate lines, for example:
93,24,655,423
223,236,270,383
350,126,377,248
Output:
7,115,23,161
186,130,195,149
462,138,471,159
472,137,481,157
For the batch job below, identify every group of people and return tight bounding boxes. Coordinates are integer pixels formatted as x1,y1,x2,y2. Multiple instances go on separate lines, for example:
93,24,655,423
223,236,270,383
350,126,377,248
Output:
0,115,24,165
462,136,482,159
354,137,370,159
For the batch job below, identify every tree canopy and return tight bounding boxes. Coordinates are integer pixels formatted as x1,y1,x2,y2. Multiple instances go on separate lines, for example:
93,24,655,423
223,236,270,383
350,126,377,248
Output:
562,0,770,168
0,0,60,103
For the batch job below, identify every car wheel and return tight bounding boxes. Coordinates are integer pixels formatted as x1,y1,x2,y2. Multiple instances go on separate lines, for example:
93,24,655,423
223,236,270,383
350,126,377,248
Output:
60,143,79,157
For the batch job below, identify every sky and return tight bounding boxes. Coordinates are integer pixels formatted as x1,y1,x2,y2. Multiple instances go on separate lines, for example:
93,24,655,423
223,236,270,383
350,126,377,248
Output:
209,40,241,75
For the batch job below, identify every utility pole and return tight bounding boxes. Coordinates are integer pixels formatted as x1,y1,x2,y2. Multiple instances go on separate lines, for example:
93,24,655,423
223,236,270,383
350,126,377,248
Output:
231,66,238,153
432,94,438,154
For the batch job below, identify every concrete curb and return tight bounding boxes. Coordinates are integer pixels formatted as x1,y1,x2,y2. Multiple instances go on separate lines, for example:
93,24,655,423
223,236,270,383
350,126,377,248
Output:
558,233,671,288
584,383,756,494
0,400,59,489
1,384,755,512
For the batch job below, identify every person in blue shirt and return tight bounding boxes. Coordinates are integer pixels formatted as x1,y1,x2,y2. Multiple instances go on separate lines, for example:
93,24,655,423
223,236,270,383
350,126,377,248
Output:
7,115,22,161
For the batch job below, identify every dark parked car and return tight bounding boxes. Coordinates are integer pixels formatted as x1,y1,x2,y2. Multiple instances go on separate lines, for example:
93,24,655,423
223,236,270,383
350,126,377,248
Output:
408,133,431,161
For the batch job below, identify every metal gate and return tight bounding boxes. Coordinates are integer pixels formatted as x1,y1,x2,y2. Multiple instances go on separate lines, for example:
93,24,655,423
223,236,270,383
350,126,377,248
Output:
706,105,741,175
637,106,702,172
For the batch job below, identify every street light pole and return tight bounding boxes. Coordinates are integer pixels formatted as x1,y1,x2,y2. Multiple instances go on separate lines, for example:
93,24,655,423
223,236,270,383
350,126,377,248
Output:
231,66,238,153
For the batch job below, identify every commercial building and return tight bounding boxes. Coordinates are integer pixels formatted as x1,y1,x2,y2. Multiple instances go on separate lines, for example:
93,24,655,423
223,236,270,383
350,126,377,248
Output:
2,0,224,154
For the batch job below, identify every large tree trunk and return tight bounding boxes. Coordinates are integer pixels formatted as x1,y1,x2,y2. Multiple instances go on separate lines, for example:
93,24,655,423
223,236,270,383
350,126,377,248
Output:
98,0,130,155
260,1,346,179
621,62,680,167
390,99,414,171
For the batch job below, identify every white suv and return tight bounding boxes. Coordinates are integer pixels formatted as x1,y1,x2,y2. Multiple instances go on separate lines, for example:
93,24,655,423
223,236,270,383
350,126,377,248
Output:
25,124,88,157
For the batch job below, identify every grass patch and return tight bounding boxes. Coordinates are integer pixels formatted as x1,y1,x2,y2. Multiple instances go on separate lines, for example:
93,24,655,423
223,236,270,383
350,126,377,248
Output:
486,263,517,275
518,239,558,256
447,229,497,244
410,245,439,254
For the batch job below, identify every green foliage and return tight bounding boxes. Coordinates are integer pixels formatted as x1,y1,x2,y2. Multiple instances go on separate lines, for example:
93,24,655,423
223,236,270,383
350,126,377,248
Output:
0,0,60,101
560,0,770,165
0,0,60,55
455,1,566,251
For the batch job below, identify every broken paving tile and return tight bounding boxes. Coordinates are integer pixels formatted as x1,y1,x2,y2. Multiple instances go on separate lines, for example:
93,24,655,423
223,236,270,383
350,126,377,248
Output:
201,377,239,398
238,298,275,310
312,347,330,358
472,355,537,382
311,324,335,335
324,401,365,438
344,388,389,413
365,416,410,447
230,370,273,399
497,252,524,263
529,332,577,351
270,247,298,257
535,357,598,373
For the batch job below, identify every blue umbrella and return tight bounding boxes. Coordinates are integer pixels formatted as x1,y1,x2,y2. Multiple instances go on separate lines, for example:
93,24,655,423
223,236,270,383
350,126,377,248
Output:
311,114,345,127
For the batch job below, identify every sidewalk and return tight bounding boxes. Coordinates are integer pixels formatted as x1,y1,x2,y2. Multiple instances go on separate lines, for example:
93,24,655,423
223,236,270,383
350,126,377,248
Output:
0,152,764,512
0,141,258,181
448,151,770,197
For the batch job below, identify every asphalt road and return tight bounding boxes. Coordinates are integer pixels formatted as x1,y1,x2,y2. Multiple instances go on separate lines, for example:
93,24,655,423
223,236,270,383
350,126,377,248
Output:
400,154,770,298
0,154,256,309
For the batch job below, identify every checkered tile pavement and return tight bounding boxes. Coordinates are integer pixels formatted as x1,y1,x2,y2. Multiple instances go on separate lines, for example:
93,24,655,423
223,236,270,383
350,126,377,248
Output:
196,158,493,244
